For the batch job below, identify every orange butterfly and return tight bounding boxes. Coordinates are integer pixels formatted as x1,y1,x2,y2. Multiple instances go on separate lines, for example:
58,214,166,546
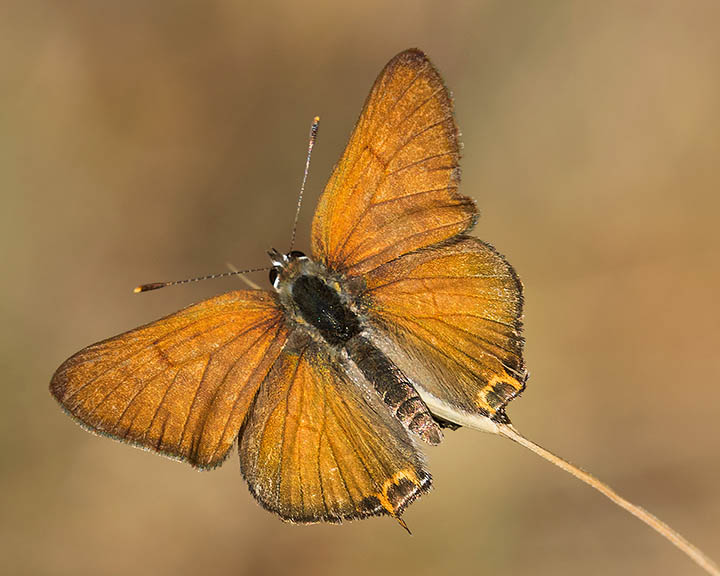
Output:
50,49,718,574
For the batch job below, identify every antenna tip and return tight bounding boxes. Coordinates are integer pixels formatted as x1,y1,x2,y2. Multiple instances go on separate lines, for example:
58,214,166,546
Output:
134,282,166,293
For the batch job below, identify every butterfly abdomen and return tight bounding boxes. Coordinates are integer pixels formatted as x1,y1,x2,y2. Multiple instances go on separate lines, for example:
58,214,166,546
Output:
288,270,441,445
345,336,442,446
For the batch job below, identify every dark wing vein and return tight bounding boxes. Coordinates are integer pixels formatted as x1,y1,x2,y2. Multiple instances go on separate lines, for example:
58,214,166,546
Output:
388,314,517,382
193,321,281,459
207,321,284,462
343,208,473,271
176,355,212,451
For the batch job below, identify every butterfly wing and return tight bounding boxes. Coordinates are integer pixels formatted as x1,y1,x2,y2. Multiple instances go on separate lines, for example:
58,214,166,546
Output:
239,338,431,523
311,49,525,424
311,48,476,275
50,290,289,469
359,237,527,421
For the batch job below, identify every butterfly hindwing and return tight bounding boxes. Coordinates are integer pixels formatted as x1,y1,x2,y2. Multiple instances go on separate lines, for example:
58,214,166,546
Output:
359,236,527,419
311,48,476,276
50,290,289,469
239,338,431,523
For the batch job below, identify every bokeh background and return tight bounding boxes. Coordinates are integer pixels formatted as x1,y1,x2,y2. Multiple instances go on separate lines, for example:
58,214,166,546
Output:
2,1,719,575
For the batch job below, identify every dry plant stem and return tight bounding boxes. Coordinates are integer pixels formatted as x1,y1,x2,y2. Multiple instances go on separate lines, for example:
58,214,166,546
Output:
225,262,262,290
497,424,720,576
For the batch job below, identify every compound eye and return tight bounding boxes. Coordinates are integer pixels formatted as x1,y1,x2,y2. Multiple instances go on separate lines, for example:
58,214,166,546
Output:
268,268,279,287
288,250,306,260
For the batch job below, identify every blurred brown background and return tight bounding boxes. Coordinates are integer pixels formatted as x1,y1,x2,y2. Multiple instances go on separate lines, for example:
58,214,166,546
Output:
2,1,719,575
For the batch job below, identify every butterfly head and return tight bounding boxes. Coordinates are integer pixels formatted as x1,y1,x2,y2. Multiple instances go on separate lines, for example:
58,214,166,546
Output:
267,249,310,290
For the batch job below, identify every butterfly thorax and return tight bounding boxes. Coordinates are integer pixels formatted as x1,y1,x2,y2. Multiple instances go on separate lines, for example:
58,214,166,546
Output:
271,253,362,339
271,251,442,445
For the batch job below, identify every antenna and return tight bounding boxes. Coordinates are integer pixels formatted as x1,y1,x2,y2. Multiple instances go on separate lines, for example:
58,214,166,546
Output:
497,423,720,576
133,266,270,293
134,116,321,295
289,115,320,252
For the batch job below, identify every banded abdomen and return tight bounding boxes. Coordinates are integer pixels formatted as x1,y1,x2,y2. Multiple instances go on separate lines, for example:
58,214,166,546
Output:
290,273,441,445
345,336,442,445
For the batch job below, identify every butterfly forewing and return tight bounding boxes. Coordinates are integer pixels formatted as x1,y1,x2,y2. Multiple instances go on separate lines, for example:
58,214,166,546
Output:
360,237,527,418
50,290,289,469
239,339,431,523
311,49,476,276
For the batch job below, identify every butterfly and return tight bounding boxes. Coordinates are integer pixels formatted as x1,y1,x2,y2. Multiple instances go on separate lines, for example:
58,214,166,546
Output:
50,49,718,574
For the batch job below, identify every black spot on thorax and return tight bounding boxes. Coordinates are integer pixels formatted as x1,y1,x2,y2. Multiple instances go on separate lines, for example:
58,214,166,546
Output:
291,275,361,345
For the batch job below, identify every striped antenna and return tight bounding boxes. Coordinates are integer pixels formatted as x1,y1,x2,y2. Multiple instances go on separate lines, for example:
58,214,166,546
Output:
133,266,270,293
289,116,320,252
